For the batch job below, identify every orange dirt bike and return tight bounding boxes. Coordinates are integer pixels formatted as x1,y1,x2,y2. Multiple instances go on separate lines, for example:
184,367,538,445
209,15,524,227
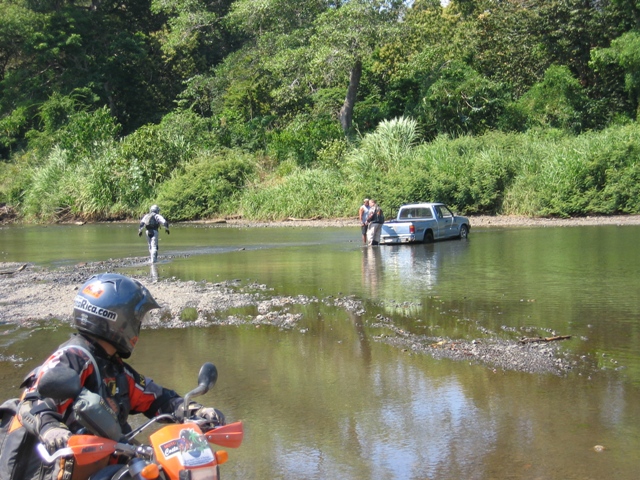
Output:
36,362,243,480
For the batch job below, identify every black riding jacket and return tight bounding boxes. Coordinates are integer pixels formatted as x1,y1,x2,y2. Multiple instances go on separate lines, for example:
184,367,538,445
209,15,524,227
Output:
22,334,182,436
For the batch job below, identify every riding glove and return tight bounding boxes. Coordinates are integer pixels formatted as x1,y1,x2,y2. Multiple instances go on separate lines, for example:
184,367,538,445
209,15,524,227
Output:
40,424,71,453
196,407,225,426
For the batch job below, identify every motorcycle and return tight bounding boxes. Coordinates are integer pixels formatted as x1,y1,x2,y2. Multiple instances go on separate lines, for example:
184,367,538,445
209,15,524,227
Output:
36,362,243,480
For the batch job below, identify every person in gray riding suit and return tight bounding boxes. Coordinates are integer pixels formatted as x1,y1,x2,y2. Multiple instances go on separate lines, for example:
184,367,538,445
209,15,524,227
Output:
138,205,170,263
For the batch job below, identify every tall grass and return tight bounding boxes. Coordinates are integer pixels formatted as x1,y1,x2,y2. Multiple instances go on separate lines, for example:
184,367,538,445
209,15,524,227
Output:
22,147,73,220
503,125,640,216
8,114,640,222
241,168,356,220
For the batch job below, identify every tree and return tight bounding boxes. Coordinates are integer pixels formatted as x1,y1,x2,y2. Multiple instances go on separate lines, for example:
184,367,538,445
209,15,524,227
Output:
590,30,640,118
309,1,405,135
0,0,179,135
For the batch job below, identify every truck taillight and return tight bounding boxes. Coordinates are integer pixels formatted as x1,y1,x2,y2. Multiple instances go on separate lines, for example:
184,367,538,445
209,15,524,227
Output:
410,225,415,234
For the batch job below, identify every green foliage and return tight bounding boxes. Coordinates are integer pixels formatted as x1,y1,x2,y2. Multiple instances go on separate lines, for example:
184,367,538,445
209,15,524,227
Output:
416,61,510,138
118,123,194,208
25,95,120,160
501,65,588,133
242,168,355,220
591,30,640,117
180,307,199,322
21,147,73,220
0,107,29,156
68,145,129,220
0,158,32,208
501,125,640,216
346,116,420,176
155,150,256,221
159,110,216,150
377,132,519,215
266,114,343,167
471,0,546,96
3,0,640,224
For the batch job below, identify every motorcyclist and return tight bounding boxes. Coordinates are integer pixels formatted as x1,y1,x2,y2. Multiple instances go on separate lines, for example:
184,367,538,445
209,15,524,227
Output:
138,205,170,263
1,273,223,480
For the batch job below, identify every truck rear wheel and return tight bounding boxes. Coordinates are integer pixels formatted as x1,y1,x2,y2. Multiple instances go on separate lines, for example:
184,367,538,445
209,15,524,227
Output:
423,230,434,243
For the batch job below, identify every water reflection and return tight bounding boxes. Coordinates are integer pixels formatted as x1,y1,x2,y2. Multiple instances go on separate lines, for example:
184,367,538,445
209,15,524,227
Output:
361,246,382,295
382,244,440,291
150,263,158,283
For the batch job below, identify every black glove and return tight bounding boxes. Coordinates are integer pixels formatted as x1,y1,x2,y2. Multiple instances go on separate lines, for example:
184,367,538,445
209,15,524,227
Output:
138,229,143,237
40,424,71,454
165,229,170,235
196,407,225,426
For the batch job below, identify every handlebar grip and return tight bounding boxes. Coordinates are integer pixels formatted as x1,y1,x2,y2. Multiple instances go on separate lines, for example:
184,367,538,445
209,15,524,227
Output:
37,443,74,464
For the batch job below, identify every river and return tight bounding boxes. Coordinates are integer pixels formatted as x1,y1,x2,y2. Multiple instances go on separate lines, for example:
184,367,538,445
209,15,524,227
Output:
1,223,640,479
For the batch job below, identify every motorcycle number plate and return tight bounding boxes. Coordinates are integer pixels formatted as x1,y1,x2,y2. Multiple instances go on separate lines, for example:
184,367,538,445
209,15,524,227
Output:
151,423,217,478
187,468,218,480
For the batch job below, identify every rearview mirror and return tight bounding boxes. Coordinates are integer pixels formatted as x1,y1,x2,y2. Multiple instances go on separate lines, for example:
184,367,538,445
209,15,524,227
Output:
181,362,218,419
197,362,218,393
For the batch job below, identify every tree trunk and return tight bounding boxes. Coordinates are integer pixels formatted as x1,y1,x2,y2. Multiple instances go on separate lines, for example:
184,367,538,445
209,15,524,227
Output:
339,59,362,136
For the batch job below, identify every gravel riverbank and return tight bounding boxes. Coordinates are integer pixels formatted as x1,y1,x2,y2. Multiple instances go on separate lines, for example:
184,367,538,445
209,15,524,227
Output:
4,214,630,375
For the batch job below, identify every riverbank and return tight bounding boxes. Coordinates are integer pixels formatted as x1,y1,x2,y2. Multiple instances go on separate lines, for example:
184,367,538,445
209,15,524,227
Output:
5,207,640,228
180,213,640,229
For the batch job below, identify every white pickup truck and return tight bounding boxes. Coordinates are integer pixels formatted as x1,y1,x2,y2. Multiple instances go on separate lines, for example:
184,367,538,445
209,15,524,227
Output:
380,203,470,244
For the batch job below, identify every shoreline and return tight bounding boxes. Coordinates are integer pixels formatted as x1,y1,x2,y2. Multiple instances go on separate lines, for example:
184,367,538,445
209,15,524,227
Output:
5,212,640,229
139,213,640,229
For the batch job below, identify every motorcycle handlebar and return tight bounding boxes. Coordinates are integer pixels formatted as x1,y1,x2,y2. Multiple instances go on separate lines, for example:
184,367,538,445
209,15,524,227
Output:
37,444,74,464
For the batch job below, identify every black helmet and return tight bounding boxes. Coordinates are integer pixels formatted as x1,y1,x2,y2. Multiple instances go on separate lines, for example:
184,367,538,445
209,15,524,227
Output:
150,205,160,214
73,274,160,358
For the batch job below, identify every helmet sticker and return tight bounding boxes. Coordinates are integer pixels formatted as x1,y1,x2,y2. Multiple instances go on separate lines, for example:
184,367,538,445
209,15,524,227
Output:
82,282,105,298
74,296,118,321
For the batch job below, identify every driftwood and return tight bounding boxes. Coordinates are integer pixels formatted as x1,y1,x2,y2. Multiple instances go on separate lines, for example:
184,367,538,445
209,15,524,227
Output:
0,264,27,275
518,335,571,344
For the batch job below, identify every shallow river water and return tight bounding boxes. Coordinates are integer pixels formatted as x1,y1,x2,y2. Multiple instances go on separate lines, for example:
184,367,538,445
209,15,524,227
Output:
2,223,640,479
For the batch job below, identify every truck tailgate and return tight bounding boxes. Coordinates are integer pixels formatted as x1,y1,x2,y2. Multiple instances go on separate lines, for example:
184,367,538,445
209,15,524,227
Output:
381,223,415,244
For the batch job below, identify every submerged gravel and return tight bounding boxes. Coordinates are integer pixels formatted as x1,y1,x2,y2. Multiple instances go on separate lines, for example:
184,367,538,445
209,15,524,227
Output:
0,257,589,376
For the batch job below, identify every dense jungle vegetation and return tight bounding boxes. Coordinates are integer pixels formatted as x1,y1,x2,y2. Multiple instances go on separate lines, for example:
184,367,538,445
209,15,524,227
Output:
1,0,640,222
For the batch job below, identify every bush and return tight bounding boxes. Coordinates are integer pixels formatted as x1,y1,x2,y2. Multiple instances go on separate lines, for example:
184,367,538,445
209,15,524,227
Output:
266,114,343,167
378,132,519,215
155,151,256,221
21,147,74,220
117,123,195,209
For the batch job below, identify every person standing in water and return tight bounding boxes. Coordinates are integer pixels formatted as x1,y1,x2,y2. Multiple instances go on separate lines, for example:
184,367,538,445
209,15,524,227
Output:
366,199,384,246
138,205,170,263
358,198,371,245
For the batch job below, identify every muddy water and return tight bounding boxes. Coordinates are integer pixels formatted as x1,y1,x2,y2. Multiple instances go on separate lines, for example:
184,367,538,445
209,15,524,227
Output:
2,223,640,479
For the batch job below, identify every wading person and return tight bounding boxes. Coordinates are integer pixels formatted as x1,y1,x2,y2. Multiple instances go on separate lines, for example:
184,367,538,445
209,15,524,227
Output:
138,205,170,263
366,199,384,246
0,273,224,480
358,198,371,245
